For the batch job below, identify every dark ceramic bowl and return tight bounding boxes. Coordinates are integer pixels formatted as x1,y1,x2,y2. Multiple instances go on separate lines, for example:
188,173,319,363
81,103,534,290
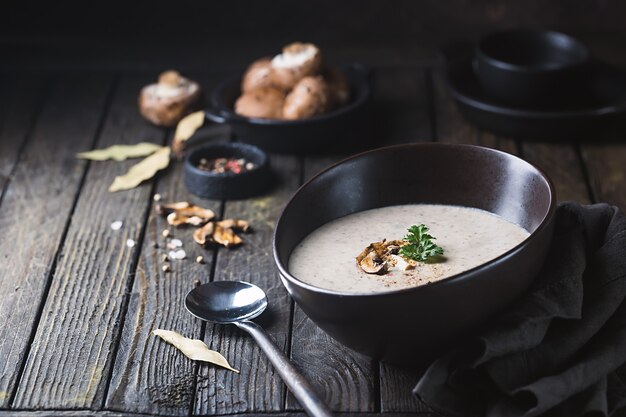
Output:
475,29,590,106
184,143,271,200
448,57,626,141
204,64,371,155
273,143,556,366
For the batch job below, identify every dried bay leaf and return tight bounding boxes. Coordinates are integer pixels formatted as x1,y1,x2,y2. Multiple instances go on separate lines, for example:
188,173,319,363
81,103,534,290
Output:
172,110,205,157
153,329,239,373
109,146,171,192
76,142,162,161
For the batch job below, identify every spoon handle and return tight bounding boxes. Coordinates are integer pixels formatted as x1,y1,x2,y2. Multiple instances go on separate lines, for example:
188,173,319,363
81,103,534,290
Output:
235,320,335,417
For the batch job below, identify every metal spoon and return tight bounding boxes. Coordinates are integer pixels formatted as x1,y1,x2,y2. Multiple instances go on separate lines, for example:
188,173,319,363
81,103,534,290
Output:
185,281,334,417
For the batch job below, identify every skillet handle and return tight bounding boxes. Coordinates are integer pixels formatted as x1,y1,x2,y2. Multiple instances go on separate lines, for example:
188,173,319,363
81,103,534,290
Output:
235,320,334,417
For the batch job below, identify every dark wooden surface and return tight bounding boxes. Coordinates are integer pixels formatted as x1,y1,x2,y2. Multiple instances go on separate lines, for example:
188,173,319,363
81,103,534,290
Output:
0,36,624,417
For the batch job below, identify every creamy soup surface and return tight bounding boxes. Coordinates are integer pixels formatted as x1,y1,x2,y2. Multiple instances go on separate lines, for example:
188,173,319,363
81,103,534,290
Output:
288,204,530,293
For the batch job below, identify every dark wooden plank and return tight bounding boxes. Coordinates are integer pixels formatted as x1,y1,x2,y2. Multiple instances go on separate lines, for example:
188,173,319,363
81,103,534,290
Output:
0,411,434,417
581,144,626,208
11,74,167,409
0,73,113,408
105,127,228,415
0,75,47,205
521,143,591,204
577,43,626,208
105,70,229,415
193,154,300,415
371,66,432,146
2,412,163,417
431,66,591,205
431,69,517,153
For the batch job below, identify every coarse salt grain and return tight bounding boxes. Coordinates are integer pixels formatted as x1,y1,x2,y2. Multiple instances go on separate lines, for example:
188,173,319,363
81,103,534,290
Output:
170,238,183,248
110,220,123,231
126,239,136,248
169,249,187,260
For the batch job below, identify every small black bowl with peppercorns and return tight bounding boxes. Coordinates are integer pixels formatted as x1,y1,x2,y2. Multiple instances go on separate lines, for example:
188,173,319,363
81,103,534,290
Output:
184,143,272,200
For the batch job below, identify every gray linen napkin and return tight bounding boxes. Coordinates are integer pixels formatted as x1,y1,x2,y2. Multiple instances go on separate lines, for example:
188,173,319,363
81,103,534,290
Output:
414,203,626,417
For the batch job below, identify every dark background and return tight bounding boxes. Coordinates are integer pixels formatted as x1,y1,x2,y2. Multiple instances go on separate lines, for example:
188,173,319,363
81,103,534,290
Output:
3,0,626,41
3,0,626,71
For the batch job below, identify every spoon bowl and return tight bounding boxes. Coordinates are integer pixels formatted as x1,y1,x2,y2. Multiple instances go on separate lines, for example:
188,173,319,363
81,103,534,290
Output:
185,281,267,324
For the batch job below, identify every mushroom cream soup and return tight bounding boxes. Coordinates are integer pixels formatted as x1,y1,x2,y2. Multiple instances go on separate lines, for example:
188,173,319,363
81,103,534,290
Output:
288,204,530,293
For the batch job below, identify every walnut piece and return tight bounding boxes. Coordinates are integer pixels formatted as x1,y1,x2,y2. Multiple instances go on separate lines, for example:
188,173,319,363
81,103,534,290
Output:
155,201,215,226
193,219,250,248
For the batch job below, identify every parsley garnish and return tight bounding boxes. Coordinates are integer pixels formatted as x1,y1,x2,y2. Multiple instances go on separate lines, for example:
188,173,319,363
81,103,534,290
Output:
399,224,444,262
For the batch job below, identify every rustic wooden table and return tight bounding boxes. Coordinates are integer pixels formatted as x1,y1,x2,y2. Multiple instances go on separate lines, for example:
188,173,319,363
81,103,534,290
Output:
0,38,624,417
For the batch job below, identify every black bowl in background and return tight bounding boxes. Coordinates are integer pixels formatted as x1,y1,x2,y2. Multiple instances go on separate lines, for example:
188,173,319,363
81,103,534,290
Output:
447,56,626,141
184,143,272,200
205,64,372,155
475,29,590,106
273,143,556,366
